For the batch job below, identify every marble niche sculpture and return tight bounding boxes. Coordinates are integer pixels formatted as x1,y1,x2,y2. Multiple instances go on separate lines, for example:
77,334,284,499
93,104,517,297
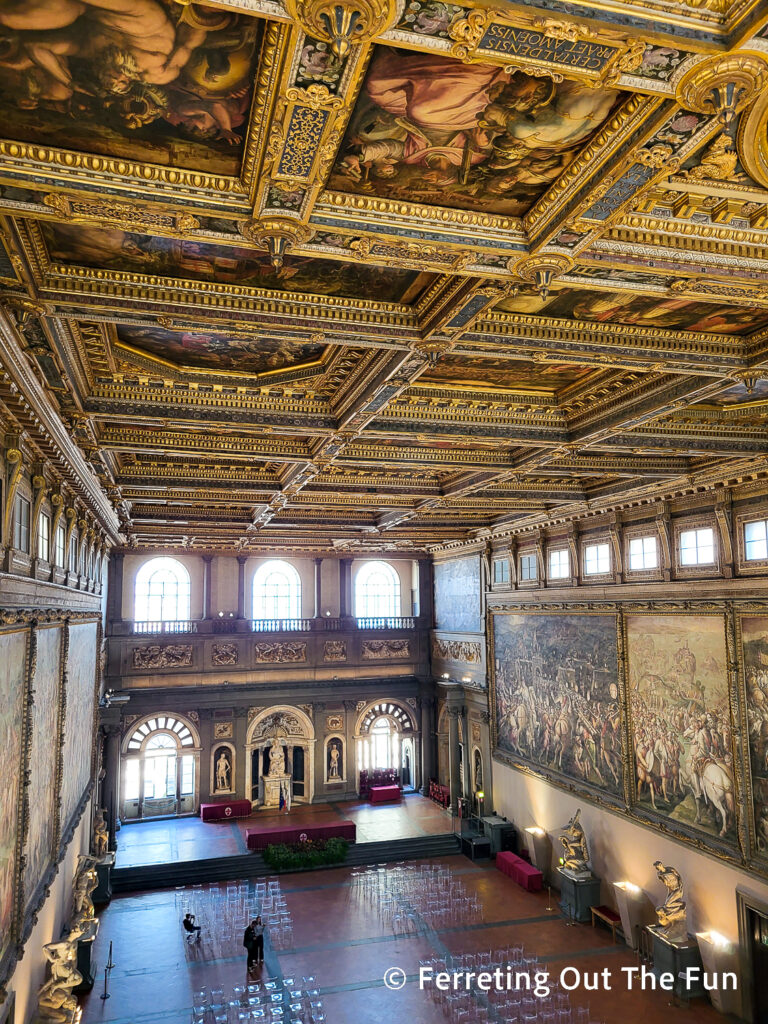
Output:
263,735,291,808
559,808,590,874
92,808,109,858
71,855,99,933
37,938,83,1022
653,861,688,943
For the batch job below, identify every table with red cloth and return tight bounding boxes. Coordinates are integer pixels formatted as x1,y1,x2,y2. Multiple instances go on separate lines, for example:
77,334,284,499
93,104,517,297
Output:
200,799,252,821
496,851,543,892
369,785,401,804
245,820,356,851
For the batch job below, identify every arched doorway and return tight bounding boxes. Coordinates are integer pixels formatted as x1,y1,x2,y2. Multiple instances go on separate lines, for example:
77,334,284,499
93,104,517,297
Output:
355,701,419,792
246,706,315,807
121,714,200,820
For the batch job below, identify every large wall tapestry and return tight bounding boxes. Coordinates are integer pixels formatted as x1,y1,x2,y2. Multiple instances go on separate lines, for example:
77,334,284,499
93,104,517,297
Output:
0,1,262,175
59,622,99,834
434,555,482,633
0,630,27,971
626,614,737,844
742,615,768,857
23,625,62,913
328,46,621,217
492,613,623,799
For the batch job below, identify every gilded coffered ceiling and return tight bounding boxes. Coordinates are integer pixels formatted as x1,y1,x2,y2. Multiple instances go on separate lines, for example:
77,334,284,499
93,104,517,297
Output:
1,0,768,552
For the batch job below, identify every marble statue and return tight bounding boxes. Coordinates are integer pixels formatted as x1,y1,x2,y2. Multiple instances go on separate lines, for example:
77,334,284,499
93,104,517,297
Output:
559,808,589,873
71,855,98,931
215,750,231,790
92,807,109,858
268,737,285,777
329,742,340,779
37,938,82,1022
653,860,687,943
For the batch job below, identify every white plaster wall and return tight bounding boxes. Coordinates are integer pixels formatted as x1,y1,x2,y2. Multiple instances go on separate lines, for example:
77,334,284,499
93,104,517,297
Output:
493,761,767,943
7,811,90,1024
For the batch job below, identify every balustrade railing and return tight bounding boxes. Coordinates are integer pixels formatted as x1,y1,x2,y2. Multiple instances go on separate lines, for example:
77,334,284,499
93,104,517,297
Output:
251,617,313,632
132,620,198,634
355,616,415,630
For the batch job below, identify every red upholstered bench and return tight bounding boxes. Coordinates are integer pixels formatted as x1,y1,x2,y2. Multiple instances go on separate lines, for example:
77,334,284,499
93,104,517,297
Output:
496,851,543,892
496,851,518,879
200,799,252,821
515,859,543,892
369,785,401,804
245,820,356,851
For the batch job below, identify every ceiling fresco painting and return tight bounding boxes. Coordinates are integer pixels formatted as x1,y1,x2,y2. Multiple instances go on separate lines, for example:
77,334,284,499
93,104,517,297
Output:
40,222,431,301
496,287,768,335
0,0,766,562
328,47,623,216
421,355,594,392
115,325,327,376
0,0,262,175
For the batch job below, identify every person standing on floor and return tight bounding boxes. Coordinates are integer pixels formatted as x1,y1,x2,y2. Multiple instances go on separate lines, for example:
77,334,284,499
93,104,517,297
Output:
252,915,265,966
243,919,256,970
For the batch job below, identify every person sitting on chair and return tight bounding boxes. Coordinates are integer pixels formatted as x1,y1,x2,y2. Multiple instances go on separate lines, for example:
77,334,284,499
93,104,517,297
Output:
182,912,201,941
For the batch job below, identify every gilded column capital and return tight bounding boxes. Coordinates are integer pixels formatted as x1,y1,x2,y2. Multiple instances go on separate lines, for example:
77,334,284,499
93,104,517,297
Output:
510,254,573,300
238,217,315,269
282,0,399,58
676,54,768,130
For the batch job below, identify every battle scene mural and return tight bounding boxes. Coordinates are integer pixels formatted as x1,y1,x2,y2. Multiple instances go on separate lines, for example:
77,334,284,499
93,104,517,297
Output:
116,325,327,376
492,613,623,798
0,0,261,175
0,630,26,969
742,616,768,858
41,222,431,301
328,46,622,216
626,614,736,843
23,626,62,913
496,285,768,335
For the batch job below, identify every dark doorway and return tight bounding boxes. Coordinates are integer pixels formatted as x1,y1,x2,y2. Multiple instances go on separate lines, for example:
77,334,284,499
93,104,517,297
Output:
293,746,305,796
251,750,260,801
751,907,768,1022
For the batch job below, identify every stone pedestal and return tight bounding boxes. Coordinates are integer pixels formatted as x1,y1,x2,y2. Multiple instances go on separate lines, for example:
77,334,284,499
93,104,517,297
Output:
94,852,115,905
558,868,601,922
263,773,291,809
649,926,705,1001
73,920,99,994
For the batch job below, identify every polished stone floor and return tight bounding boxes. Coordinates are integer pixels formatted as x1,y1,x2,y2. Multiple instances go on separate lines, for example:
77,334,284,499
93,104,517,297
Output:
116,793,454,868
81,855,723,1024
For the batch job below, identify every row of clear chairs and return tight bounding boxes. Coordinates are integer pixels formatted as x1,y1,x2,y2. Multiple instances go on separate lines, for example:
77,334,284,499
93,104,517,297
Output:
177,879,294,960
191,976,325,1024
421,949,605,1024
351,862,483,934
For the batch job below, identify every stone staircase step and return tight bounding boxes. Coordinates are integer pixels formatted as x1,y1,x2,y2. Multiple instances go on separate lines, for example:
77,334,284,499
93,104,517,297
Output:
111,833,461,893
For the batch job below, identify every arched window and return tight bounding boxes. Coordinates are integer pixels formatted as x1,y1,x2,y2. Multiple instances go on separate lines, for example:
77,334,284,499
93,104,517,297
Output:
123,715,197,820
355,561,401,618
134,557,191,624
253,560,301,620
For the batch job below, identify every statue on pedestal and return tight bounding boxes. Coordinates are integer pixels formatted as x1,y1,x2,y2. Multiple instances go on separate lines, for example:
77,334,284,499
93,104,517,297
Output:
559,808,589,873
268,737,285,777
71,855,98,931
653,860,687,943
92,808,109,858
37,939,82,1022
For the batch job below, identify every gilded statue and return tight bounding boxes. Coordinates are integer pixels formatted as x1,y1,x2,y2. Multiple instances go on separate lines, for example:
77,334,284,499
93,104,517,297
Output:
559,808,589,873
37,939,82,1022
92,807,109,858
653,860,687,943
